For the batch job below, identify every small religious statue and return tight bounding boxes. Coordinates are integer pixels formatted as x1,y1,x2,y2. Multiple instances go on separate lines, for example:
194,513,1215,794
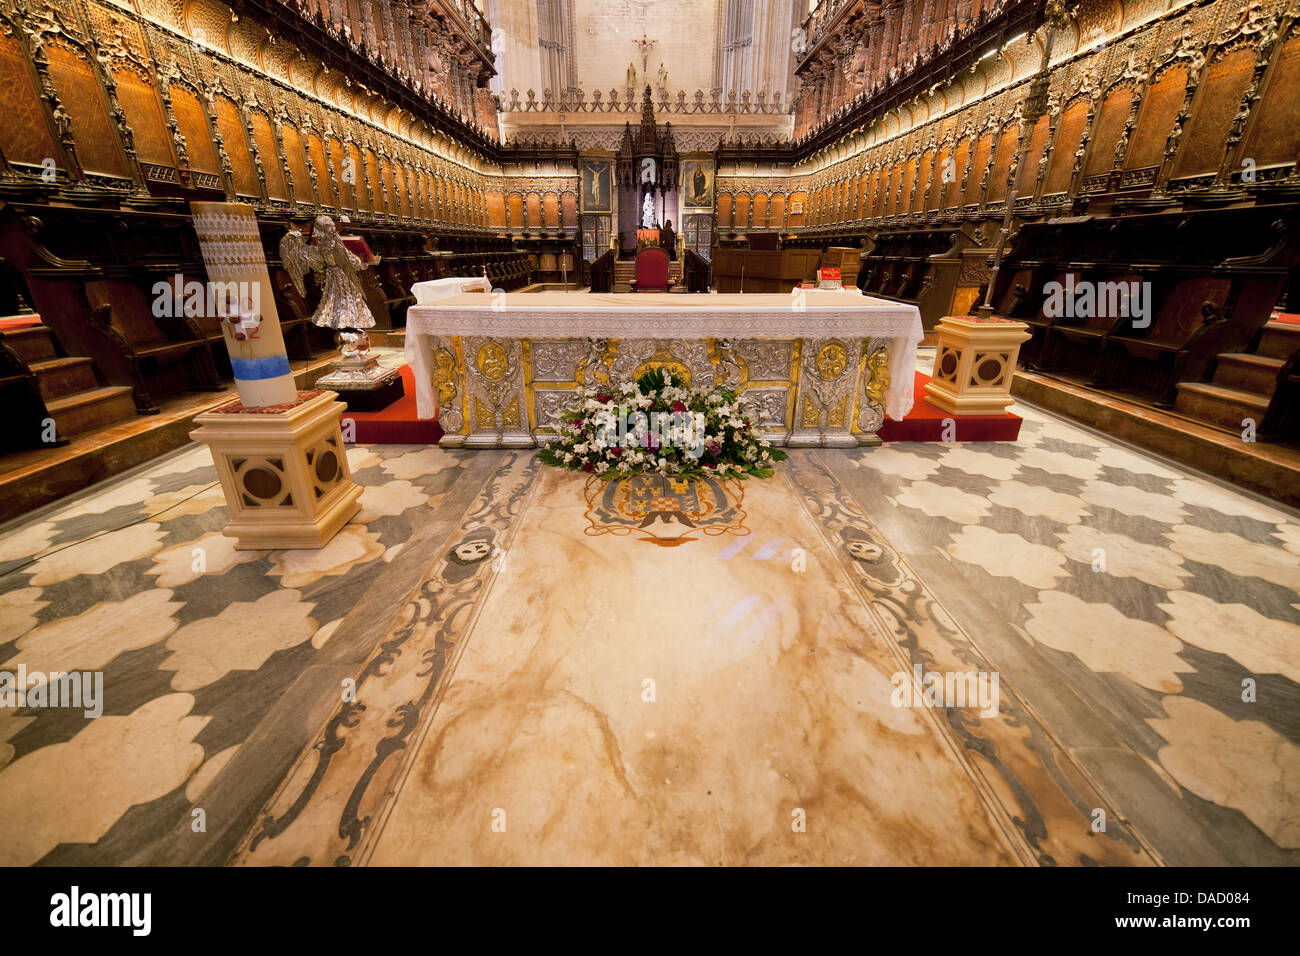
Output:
279,215,374,333
1113,126,1130,167
627,61,637,90
280,216,402,406
642,192,656,229
657,62,668,94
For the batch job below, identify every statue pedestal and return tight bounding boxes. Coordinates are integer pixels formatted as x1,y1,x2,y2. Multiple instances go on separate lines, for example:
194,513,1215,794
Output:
190,390,362,550
313,333,405,412
923,315,1031,415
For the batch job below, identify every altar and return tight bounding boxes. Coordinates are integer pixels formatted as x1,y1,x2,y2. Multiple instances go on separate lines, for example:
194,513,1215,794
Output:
403,291,924,448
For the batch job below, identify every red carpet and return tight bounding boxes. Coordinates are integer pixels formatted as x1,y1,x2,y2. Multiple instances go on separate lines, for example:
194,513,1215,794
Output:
1274,312,1300,326
341,364,443,445
344,366,1018,446
878,371,1022,442
0,314,43,330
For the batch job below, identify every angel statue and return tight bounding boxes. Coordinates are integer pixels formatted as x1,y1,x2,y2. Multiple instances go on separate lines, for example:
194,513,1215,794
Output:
280,216,392,397
280,215,375,337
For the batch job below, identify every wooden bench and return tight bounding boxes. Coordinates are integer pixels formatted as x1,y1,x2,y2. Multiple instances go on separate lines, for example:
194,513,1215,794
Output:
82,278,221,413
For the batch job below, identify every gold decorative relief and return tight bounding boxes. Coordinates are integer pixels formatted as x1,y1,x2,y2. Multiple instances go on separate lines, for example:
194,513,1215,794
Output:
502,397,522,430
801,400,821,428
434,347,459,404
475,342,509,382
816,342,849,380
865,346,891,405
827,395,850,428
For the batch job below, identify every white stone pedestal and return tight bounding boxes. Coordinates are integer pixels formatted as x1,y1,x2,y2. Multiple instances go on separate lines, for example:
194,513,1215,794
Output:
190,390,362,549
923,315,1031,416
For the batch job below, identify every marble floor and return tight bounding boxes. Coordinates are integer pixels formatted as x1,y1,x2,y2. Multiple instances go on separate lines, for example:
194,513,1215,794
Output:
1,380,1298,866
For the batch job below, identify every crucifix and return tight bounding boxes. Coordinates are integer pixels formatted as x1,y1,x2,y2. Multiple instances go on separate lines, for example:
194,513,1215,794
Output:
634,33,657,77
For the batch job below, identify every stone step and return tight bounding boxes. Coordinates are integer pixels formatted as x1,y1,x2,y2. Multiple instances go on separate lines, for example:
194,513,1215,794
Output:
1211,352,1285,396
2,323,57,363
1257,320,1300,360
31,356,98,400
1174,381,1271,432
44,385,136,439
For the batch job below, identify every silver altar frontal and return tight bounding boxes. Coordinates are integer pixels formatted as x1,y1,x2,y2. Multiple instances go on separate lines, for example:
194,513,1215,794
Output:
404,291,925,449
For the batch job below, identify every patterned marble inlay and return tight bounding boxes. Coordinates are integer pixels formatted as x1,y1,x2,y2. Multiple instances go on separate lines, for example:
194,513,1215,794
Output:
1,386,1298,866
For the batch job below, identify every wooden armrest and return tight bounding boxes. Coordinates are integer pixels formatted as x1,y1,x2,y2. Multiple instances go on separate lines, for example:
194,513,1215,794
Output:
134,339,198,357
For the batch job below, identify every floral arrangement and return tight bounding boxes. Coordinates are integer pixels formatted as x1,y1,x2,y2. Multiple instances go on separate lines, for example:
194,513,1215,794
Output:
537,368,788,479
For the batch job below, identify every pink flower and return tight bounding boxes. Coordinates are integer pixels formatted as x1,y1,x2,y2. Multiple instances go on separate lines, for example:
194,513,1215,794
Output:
671,400,687,413
596,393,612,404
582,461,595,473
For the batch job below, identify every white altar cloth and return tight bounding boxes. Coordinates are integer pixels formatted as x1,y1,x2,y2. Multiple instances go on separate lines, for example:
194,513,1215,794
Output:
405,291,923,424
410,275,492,305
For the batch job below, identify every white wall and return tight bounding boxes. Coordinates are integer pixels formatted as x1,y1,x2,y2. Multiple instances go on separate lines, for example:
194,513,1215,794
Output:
486,0,800,103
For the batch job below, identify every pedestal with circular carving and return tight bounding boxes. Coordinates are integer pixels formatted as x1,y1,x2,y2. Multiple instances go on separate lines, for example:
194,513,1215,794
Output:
190,390,363,549
923,315,1031,415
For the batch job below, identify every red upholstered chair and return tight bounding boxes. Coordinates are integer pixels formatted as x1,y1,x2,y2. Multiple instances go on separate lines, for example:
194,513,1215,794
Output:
628,246,675,293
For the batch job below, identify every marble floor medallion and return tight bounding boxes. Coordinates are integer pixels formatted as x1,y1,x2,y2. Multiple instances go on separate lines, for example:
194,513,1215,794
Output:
583,473,750,546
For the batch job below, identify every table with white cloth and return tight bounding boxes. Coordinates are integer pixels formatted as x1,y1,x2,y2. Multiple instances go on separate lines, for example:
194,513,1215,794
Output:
403,290,924,448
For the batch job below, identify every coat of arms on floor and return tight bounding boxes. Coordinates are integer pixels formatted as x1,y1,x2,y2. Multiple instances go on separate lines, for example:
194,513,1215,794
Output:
583,473,749,546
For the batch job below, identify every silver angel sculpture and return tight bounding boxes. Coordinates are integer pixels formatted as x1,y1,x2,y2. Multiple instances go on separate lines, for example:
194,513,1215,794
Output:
279,215,375,333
